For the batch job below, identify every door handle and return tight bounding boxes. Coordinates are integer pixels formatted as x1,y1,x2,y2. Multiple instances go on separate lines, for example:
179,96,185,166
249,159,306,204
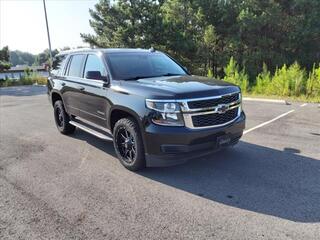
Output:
61,82,66,86
77,86,85,91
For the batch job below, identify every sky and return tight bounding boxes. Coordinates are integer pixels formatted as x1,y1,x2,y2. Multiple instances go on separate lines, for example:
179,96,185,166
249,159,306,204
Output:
0,0,99,54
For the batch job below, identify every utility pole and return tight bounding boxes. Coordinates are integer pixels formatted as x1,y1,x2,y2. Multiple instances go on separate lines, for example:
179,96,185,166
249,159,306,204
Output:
43,0,53,69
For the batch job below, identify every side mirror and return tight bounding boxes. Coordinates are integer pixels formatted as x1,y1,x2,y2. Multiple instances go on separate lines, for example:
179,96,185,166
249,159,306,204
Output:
183,66,189,73
85,71,109,82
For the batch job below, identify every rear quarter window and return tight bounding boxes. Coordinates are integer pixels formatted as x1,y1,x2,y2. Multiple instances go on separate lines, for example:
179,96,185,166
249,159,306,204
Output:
67,54,86,78
51,55,67,76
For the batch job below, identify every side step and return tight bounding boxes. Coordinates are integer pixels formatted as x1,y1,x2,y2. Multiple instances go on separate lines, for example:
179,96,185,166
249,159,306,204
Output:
69,120,113,141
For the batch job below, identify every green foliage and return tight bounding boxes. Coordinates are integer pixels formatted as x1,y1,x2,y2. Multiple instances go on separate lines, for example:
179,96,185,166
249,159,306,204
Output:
267,63,306,97
0,60,11,71
224,57,248,93
21,70,47,85
9,50,35,66
81,0,163,49
207,68,213,78
9,49,59,67
249,61,319,99
290,63,306,97
0,46,11,71
253,63,271,94
34,49,59,66
82,0,320,79
307,64,320,98
0,72,47,87
267,65,290,96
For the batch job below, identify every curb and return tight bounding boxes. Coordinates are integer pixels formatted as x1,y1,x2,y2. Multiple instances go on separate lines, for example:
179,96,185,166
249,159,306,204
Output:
243,97,289,104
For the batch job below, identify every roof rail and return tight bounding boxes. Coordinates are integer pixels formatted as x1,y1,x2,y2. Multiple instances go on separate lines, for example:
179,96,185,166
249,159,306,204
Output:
58,47,93,55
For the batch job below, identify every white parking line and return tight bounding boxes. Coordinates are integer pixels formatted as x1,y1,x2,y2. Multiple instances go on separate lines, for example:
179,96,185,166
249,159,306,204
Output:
243,97,286,104
243,110,295,135
300,103,308,107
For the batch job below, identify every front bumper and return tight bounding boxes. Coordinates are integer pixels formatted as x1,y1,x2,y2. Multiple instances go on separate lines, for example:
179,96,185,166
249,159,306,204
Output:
143,111,246,167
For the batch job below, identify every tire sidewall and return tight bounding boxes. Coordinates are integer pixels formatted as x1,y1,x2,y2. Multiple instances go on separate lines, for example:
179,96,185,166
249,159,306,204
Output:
113,118,145,171
53,100,75,134
54,101,65,131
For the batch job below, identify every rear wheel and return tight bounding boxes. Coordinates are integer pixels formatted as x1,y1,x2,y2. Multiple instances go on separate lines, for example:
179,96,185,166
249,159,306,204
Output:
53,100,76,134
113,118,145,171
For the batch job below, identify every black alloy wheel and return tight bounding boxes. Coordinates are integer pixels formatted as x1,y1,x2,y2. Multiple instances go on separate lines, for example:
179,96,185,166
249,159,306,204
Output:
55,107,64,127
113,118,145,171
53,100,76,134
116,127,136,163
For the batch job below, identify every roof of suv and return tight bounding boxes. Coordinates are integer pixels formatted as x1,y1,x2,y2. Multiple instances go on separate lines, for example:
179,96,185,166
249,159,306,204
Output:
57,48,157,56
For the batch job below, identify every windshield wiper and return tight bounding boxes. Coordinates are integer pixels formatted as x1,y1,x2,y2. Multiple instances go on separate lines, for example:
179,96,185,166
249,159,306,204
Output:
123,73,184,81
123,75,160,81
159,73,184,77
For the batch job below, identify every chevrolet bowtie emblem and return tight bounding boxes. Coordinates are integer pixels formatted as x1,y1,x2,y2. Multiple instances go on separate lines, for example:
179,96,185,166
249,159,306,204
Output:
216,104,229,114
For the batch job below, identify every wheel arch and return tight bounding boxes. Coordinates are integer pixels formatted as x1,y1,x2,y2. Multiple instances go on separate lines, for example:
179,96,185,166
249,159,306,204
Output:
51,91,63,106
109,106,143,133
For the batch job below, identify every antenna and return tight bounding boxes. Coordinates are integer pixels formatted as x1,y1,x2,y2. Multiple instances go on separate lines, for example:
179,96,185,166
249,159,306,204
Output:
43,0,53,69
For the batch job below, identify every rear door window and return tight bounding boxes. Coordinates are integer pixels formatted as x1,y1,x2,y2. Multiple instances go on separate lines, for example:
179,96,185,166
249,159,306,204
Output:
67,54,85,77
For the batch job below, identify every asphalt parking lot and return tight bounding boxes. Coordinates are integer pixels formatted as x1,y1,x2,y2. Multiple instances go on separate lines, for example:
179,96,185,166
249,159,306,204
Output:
0,86,320,240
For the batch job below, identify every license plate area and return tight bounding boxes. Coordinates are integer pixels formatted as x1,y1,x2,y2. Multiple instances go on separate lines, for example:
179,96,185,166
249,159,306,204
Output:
217,135,231,147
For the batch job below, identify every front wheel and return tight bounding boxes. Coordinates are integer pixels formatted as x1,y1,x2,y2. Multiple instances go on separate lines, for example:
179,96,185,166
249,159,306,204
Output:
113,118,145,171
53,100,76,135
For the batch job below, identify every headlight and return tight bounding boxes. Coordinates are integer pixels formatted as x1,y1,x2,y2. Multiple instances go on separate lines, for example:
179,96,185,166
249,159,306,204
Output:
146,100,184,126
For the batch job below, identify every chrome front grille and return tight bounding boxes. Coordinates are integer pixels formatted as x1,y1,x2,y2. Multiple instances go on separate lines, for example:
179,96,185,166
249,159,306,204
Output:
187,93,239,109
181,92,241,129
146,92,242,129
191,107,239,127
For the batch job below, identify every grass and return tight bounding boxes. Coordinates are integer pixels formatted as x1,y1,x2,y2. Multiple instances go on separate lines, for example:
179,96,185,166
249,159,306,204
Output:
243,93,320,103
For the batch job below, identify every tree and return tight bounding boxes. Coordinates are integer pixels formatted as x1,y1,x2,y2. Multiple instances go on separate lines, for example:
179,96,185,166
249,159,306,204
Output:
0,46,11,71
81,0,164,48
9,50,36,66
35,49,59,66
202,25,219,76
159,0,214,74
232,0,320,79
81,0,320,80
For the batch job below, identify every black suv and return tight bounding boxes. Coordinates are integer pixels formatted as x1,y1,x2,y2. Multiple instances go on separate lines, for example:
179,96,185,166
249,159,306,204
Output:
47,48,245,171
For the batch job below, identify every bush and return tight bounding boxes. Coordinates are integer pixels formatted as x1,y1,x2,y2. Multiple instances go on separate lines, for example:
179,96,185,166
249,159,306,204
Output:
225,59,319,101
20,71,47,85
253,63,271,94
224,57,248,93
207,68,214,78
288,62,306,96
0,71,47,88
306,64,320,98
261,62,306,97
267,65,290,96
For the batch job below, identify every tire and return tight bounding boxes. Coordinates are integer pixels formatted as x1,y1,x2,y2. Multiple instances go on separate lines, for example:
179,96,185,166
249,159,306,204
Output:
53,100,76,135
113,118,145,171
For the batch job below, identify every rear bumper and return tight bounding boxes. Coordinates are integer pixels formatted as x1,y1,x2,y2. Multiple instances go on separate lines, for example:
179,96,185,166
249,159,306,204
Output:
143,111,246,167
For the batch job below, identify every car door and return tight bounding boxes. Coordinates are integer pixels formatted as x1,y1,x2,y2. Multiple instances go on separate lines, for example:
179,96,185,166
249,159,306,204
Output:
62,54,86,116
77,53,110,128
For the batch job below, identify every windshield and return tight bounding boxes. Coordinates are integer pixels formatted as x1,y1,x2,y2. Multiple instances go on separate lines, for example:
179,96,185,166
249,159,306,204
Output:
105,52,187,80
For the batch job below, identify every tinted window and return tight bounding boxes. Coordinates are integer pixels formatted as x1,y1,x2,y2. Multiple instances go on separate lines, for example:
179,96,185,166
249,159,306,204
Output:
84,54,107,78
67,54,85,77
51,55,67,76
105,52,187,80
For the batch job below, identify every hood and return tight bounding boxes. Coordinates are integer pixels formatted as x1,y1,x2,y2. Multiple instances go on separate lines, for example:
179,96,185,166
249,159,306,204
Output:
115,75,240,99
